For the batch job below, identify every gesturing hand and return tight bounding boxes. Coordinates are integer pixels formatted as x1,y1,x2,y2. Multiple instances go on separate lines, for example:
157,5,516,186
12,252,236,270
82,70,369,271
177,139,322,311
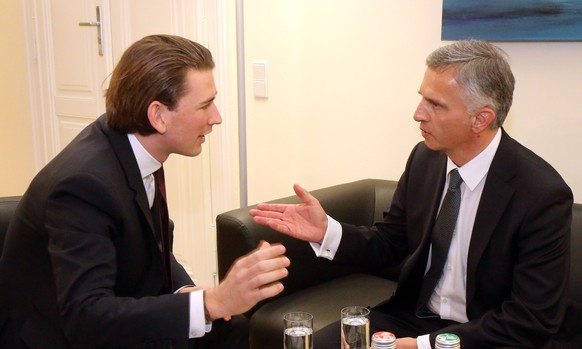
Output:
203,241,290,321
249,184,328,244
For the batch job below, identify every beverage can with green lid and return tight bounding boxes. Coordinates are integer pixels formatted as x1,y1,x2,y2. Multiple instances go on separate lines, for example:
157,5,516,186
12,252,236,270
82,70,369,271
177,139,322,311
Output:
435,333,460,349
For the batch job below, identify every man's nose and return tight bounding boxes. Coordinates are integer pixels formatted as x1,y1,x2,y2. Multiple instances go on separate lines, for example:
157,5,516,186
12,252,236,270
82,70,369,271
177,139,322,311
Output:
209,104,222,125
413,103,427,122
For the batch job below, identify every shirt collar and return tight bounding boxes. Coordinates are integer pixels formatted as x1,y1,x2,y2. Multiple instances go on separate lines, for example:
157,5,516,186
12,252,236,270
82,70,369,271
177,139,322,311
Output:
447,128,502,191
127,133,161,178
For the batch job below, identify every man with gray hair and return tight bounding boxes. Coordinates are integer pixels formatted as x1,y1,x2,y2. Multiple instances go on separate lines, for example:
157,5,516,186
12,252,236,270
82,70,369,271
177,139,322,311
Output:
250,40,572,348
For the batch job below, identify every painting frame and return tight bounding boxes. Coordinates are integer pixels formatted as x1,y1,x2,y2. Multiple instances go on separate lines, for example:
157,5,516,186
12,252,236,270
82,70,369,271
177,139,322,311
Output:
442,0,582,41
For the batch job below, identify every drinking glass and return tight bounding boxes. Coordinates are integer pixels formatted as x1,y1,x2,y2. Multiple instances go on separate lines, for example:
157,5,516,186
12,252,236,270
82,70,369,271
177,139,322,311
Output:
283,311,313,349
341,306,370,349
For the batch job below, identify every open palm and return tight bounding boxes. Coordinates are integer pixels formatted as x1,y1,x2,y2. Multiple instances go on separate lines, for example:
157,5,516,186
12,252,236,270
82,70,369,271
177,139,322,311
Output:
249,184,328,243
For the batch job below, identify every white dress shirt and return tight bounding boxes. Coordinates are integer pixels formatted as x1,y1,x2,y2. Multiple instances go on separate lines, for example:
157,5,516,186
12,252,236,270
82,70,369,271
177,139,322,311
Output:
128,134,209,338
313,129,502,349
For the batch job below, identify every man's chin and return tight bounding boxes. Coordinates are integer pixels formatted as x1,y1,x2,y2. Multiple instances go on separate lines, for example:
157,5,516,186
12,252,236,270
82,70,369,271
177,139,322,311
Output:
178,147,203,158
422,139,440,151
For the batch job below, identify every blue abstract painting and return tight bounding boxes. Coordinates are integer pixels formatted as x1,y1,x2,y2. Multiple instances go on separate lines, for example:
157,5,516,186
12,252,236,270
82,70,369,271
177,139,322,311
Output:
442,0,582,41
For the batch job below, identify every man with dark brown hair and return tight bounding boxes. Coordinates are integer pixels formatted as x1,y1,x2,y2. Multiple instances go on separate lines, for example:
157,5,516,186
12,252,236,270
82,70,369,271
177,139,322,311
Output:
0,34,289,349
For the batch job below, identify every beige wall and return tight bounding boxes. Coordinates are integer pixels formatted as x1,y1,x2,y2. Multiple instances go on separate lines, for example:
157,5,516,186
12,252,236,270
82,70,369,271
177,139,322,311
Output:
242,0,582,204
3,1,582,205
0,1,34,197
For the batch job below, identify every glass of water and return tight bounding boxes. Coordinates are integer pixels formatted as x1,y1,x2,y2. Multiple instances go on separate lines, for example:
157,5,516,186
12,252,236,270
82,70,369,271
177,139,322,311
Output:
341,306,370,349
283,311,313,349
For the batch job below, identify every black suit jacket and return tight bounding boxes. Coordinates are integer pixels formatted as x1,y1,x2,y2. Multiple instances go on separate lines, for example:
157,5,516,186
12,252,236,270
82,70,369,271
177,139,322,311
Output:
0,116,194,349
336,130,573,348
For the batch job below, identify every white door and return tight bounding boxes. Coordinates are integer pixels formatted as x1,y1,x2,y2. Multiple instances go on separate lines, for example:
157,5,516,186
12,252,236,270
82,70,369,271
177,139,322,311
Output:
23,0,235,286
23,0,111,161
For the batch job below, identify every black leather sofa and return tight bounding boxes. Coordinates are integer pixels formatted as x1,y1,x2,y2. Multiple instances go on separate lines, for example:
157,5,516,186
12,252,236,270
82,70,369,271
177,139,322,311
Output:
216,179,582,349
1,180,580,348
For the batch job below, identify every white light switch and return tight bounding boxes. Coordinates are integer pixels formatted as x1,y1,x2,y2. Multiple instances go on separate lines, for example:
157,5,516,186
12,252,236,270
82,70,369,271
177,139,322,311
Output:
252,61,268,98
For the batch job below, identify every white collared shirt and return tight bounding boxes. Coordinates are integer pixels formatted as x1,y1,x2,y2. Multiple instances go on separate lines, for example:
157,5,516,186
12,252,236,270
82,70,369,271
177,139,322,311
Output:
127,133,160,207
315,129,502,348
127,133,209,338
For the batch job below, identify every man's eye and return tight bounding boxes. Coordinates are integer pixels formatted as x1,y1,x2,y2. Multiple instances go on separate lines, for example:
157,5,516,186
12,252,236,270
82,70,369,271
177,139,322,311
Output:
201,101,215,110
428,100,440,108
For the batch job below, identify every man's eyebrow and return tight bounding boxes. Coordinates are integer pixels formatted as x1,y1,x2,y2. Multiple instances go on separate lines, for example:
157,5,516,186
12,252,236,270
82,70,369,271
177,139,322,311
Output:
198,92,218,107
418,90,443,106
200,97,215,105
425,96,441,106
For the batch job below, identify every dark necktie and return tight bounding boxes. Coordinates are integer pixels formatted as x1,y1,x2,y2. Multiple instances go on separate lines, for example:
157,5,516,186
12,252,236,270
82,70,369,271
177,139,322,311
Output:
152,166,173,291
417,168,463,316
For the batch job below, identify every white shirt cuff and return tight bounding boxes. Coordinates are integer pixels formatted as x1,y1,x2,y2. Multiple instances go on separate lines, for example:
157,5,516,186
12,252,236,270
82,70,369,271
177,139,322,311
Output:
417,334,431,349
309,215,342,260
188,290,212,338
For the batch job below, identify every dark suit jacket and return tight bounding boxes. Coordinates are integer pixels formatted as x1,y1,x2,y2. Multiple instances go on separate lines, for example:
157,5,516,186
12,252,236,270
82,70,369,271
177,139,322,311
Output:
336,130,573,348
0,116,194,349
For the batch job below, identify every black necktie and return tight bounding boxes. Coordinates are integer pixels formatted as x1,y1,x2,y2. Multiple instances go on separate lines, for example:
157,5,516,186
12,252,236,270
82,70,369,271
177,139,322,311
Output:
152,166,173,291
417,168,463,316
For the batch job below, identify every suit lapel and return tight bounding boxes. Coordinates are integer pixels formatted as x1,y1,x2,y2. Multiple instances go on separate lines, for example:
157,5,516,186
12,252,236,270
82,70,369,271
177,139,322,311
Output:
415,147,448,254
96,115,156,234
466,130,517,300
417,155,448,278
398,146,447,298
425,160,448,241
416,157,447,263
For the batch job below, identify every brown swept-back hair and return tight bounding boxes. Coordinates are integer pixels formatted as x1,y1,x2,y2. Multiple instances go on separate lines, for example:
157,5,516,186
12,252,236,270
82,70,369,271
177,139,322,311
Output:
105,34,215,134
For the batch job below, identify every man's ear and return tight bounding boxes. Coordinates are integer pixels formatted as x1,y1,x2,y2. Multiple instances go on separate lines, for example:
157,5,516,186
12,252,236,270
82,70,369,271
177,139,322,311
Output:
472,108,495,134
147,101,167,134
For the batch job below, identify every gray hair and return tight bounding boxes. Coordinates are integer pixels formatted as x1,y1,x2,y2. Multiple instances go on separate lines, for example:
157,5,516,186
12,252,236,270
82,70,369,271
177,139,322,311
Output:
426,40,515,128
